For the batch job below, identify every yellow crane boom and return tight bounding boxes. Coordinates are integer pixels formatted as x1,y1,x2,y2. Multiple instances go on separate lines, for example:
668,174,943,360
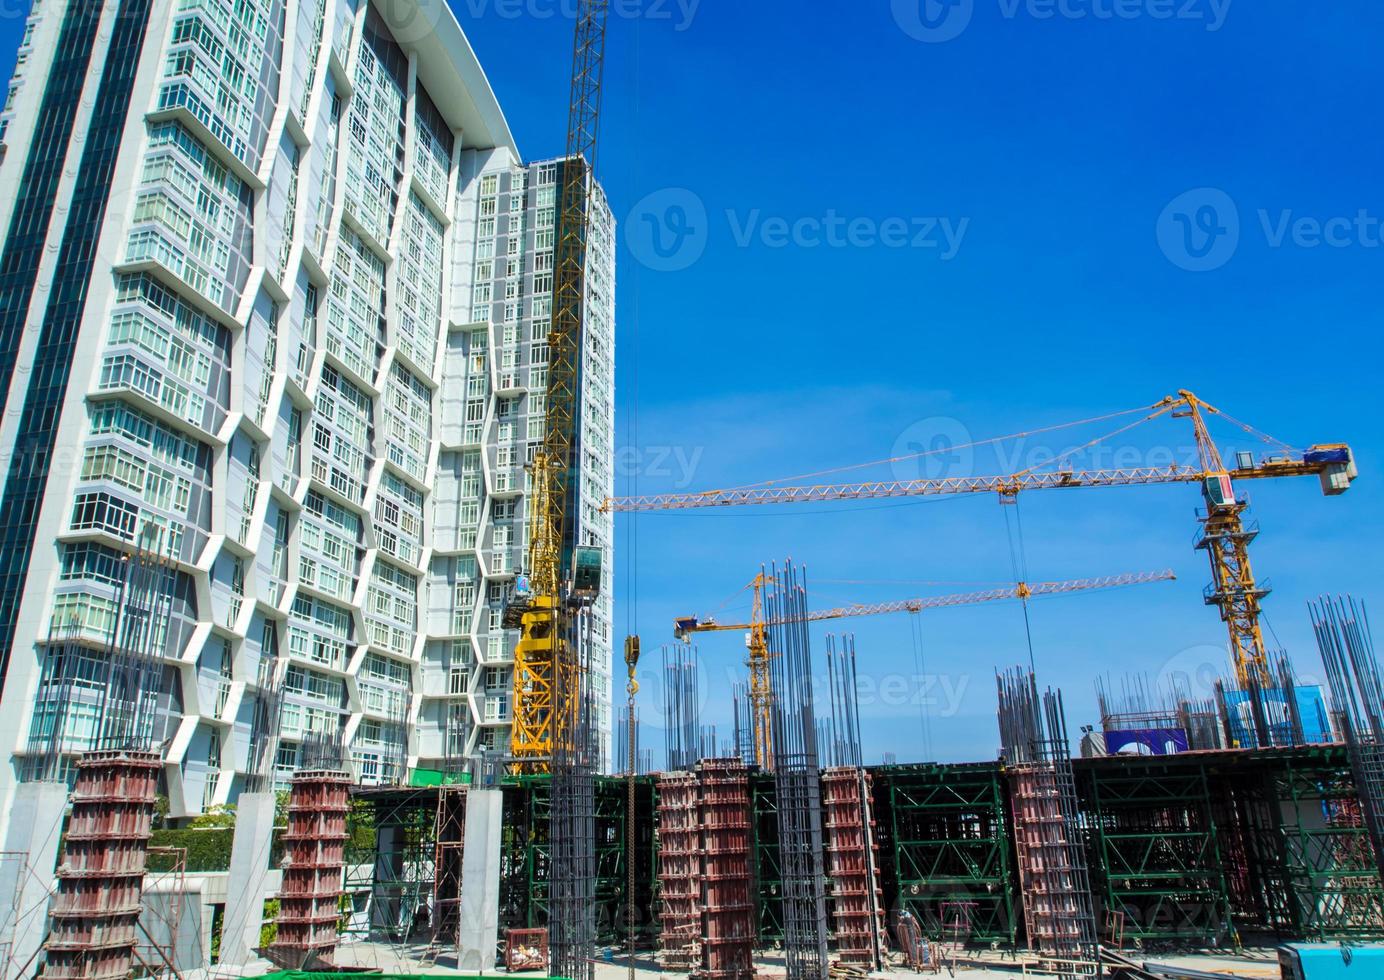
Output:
678,569,1176,769
675,570,1177,637
607,391,1357,690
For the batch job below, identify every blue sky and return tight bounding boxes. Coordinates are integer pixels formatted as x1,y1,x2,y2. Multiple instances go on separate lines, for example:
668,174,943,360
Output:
1,1,1379,765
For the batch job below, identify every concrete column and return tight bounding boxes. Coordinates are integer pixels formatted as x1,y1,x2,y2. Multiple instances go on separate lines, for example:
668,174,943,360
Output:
0,780,68,980
219,791,278,966
457,787,503,971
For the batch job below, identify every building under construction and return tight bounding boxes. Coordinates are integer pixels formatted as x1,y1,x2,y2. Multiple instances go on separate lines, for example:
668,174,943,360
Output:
0,0,1379,973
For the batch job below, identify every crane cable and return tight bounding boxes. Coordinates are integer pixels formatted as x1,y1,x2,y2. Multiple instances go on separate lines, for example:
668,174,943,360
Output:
1001,496,1038,674
717,402,1163,492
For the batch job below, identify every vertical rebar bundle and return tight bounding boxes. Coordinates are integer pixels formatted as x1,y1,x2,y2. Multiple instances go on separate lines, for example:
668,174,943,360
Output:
246,649,285,794
548,604,597,980
41,529,176,979
996,668,1097,974
695,758,755,980
95,529,178,753
821,634,884,967
664,643,701,772
657,770,702,969
824,635,863,769
268,768,352,968
731,684,755,766
1311,596,1384,885
42,751,161,980
765,561,830,980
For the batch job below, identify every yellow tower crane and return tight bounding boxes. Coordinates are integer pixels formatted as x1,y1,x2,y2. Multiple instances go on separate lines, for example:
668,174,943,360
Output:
507,0,610,772
605,390,1357,691
674,570,1176,769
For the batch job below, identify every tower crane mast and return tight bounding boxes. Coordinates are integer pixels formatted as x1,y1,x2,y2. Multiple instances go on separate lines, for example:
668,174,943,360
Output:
509,0,610,772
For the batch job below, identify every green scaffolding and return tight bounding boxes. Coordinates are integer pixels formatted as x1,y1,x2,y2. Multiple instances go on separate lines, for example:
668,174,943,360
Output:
749,771,783,941
873,762,1018,946
1076,757,1232,946
499,774,658,947
1274,749,1384,940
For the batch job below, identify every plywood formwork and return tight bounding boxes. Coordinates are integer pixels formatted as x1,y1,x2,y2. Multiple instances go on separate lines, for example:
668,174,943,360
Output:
820,767,884,965
43,750,161,980
695,758,755,980
657,771,701,970
268,769,351,968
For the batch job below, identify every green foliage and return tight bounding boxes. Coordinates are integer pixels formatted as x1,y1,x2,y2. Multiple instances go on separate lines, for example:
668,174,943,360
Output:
188,804,237,829
148,827,234,872
260,898,279,949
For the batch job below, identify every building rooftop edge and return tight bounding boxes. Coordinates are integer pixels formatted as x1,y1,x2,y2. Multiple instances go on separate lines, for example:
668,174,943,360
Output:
377,0,519,158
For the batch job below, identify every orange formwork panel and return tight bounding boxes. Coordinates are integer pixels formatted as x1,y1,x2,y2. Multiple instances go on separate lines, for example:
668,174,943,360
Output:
695,758,754,980
43,750,161,980
267,769,352,969
821,766,885,966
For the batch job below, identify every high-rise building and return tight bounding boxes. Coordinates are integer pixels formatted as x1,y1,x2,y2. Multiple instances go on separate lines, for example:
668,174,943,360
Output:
0,0,616,827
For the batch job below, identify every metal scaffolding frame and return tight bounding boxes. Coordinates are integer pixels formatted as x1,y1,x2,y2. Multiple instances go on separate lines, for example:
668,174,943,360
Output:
1077,760,1232,946
873,762,1018,946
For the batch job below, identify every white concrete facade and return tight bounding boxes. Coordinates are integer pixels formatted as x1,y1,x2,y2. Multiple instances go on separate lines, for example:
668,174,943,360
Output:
0,0,617,841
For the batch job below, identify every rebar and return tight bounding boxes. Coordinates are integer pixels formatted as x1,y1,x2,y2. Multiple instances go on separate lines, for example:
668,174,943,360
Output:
549,602,597,980
1311,596,1384,886
664,643,701,772
821,634,883,967
95,527,178,753
765,561,829,980
997,668,1098,976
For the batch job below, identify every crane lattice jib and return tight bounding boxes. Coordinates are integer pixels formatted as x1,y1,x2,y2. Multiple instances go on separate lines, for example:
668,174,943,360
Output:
511,0,609,772
621,391,1355,694
679,570,1176,636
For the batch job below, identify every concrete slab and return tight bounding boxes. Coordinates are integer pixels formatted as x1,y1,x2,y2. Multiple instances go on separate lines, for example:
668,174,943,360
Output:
457,787,502,971
219,791,278,965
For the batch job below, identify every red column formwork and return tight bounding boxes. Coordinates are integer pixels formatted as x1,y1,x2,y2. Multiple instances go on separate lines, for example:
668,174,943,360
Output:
695,758,755,980
268,769,352,969
657,771,702,970
821,766,885,965
43,750,161,980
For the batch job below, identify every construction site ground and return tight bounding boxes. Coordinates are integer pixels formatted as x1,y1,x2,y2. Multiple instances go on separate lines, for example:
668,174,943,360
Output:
318,940,1286,978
